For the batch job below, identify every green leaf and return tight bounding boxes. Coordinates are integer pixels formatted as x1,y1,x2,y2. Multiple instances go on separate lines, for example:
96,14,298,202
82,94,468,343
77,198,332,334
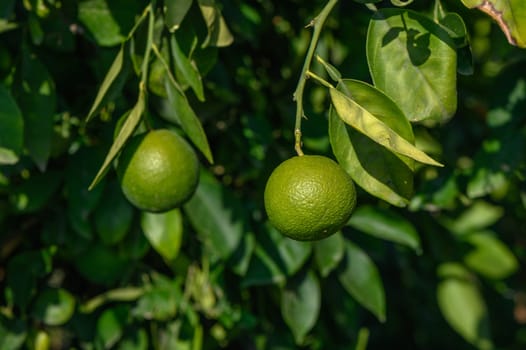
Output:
117,327,148,350
171,34,205,101
266,222,312,276
89,90,145,190
437,263,493,350
241,244,286,287
348,205,421,253
9,170,61,214
441,201,504,235
15,48,56,170
0,316,26,350
316,54,342,82
0,84,23,164
163,70,213,163
183,170,243,259
314,232,345,277
81,287,145,313
165,0,193,32
338,241,386,322
96,305,130,349
281,270,321,344
78,0,142,47
330,87,442,167
463,231,518,280
229,232,256,276
367,9,457,123
94,179,134,245
329,79,415,207
66,146,106,238
133,277,181,321
32,288,76,326
198,0,234,47
141,208,184,262
75,244,129,286
461,0,526,48
86,46,125,122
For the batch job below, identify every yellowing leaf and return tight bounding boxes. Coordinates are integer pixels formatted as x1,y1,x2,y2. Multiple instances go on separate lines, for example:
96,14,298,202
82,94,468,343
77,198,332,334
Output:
330,87,443,167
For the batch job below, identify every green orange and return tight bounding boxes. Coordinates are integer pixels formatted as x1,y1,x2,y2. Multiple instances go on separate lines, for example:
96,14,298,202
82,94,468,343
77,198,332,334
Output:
117,129,199,212
264,155,357,241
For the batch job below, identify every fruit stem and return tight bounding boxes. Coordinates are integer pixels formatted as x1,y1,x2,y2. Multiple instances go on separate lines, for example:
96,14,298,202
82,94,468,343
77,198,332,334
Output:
293,0,339,156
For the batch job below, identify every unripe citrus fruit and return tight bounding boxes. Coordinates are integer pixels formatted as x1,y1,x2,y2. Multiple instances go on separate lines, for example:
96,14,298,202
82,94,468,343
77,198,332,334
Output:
117,129,199,212
264,155,357,241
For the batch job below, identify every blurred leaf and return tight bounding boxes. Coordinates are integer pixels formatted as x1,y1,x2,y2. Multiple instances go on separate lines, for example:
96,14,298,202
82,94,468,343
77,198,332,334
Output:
118,327,149,350
266,222,312,276
32,288,76,326
66,146,106,238
75,244,130,286
141,208,183,262
314,231,345,277
184,170,243,259
461,0,526,47
241,244,285,287
78,0,142,46
281,270,321,344
165,0,193,32
329,80,415,207
82,287,145,313
163,69,213,163
89,89,146,190
15,47,56,170
0,84,23,164
5,249,53,310
0,316,26,350
338,241,386,322
94,179,134,245
96,305,130,349
330,87,442,166
348,205,421,253
437,263,493,350
367,9,457,123
133,277,181,321
9,170,61,214
229,231,256,276
441,201,504,235
170,34,205,101
462,231,518,280
198,0,234,47
86,46,125,122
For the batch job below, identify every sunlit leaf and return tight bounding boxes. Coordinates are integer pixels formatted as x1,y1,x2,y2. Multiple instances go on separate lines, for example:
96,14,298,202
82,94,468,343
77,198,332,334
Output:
281,270,321,344
437,263,493,350
198,0,234,47
440,201,504,235
314,232,345,277
348,205,421,253
330,87,442,166
463,231,518,280
141,208,184,262
32,288,76,326
338,241,386,322
367,9,457,123
461,0,526,48
0,85,23,164
184,170,244,259
329,79,415,206
0,316,26,350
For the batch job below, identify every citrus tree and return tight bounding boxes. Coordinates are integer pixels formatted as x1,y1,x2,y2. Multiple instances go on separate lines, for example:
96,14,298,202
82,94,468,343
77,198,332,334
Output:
1,0,526,349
